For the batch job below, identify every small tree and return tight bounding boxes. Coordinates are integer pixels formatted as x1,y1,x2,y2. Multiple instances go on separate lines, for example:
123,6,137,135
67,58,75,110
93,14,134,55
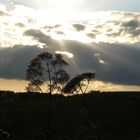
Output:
63,72,97,138
62,72,95,114
25,81,42,93
26,52,70,93
63,72,95,94
25,52,70,140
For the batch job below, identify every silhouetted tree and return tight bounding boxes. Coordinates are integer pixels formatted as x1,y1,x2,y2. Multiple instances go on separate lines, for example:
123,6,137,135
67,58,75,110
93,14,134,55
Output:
25,80,43,93
25,52,70,140
63,72,95,94
26,52,70,93
63,72,98,139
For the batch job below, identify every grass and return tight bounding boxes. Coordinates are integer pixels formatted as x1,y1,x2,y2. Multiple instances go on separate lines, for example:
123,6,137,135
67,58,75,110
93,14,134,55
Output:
0,91,140,140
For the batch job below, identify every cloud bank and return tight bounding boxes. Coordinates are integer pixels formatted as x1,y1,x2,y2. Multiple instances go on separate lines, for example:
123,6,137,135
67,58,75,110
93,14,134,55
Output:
0,38,140,86
0,4,140,89
0,7,140,47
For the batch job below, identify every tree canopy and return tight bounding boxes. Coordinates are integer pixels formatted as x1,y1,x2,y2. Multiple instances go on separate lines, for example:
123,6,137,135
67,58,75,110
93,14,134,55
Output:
63,72,95,94
26,52,70,93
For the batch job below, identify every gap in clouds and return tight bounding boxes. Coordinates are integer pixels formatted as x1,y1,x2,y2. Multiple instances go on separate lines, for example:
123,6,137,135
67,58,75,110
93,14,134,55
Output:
0,78,140,92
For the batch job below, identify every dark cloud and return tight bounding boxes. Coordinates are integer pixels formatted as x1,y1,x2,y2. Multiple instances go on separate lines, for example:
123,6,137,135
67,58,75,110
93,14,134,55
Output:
0,10,9,16
24,29,51,44
72,24,86,31
56,31,65,35
23,29,140,85
23,29,63,51
92,30,101,35
94,25,103,29
87,33,96,38
1,28,140,86
15,23,25,28
121,20,140,37
123,20,139,29
88,12,140,40
0,45,44,79
93,43,140,85
101,19,140,38
133,28,140,37
111,11,140,19
107,29,123,37
27,18,37,24
43,24,62,30
64,41,140,85
106,18,140,39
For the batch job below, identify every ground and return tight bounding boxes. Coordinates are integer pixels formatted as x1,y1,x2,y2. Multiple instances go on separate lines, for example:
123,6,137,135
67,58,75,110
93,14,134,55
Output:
0,91,140,140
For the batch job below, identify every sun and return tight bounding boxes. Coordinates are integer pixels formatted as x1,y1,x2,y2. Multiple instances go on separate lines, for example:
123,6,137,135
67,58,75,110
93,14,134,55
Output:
36,3,80,25
48,0,84,5
47,0,73,9
48,0,65,3
46,0,83,16
28,0,84,24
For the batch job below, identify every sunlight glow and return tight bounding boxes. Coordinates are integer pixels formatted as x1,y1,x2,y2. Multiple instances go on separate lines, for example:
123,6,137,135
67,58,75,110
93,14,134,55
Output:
0,3,6,11
55,51,74,58
0,78,140,92
48,0,84,6
0,4,139,47
91,81,140,92
94,53,108,64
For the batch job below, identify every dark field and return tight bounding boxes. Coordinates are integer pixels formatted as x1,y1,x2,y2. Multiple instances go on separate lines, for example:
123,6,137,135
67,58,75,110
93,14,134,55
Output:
0,91,140,140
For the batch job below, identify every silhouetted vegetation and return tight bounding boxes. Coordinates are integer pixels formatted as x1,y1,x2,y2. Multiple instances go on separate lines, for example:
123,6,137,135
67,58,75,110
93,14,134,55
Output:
1,52,139,140
26,52,70,93
63,72,95,94
25,51,96,139
0,91,140,140
26,52,71,139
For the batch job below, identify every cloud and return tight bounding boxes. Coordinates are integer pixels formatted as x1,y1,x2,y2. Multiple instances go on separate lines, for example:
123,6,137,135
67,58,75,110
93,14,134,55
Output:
0,35,140,86
23,29,59,50
94,53,108,64
87,33,96,38
123,20,139,28
56,31,65,35
44,24,62,30
72,24,86,31
24,29,50,44
106,18,140,39
63,41,140,86
15,23,25,28
0,5,140,46
0,45,44,79
8,0,84,10
22,28,140,86
0,5,140,87
0,10,9,16
121,19,140,37
84,11,140,43
93,42,140,85
55,51,74,58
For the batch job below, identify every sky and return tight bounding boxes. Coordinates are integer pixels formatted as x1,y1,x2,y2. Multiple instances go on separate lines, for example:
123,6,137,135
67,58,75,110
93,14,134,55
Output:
0,0,140,92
